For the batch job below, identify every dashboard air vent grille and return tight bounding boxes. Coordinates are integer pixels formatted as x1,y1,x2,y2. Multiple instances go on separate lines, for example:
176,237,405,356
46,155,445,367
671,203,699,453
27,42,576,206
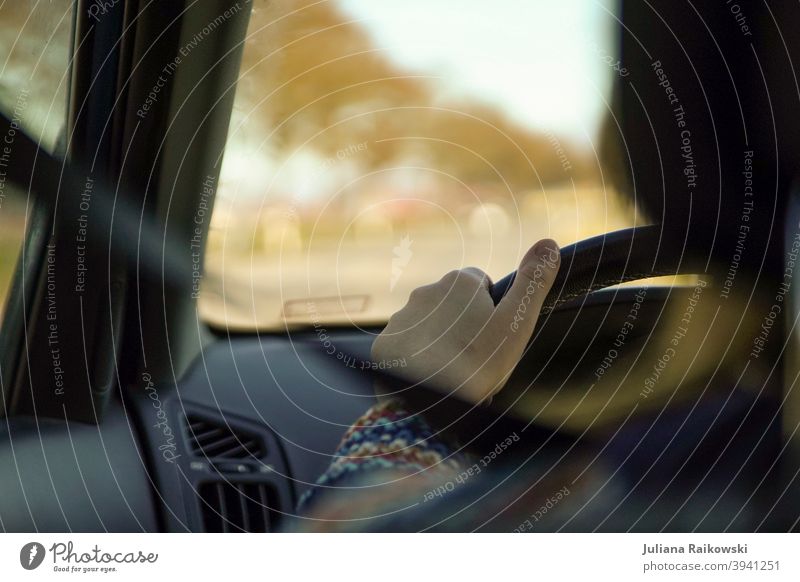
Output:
199,481,279,532
186,415,266,460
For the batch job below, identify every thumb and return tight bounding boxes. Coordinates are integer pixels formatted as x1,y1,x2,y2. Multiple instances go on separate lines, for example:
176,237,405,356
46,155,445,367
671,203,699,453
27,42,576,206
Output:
495,238,560,338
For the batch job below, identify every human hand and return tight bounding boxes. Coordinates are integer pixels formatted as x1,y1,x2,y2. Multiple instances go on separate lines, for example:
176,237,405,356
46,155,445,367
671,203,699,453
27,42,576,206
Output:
371,239,561,404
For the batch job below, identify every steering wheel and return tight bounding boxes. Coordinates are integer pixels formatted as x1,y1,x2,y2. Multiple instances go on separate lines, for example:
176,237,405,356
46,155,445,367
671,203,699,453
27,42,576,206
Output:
489,225,706,311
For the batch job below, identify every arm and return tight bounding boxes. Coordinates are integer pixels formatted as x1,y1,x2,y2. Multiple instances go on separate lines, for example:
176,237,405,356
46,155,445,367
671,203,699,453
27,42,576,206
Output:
296,397,463,515
296,239,561,522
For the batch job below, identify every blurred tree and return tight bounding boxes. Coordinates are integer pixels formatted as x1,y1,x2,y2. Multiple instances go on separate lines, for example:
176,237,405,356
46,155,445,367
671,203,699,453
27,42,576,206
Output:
236,0,596,191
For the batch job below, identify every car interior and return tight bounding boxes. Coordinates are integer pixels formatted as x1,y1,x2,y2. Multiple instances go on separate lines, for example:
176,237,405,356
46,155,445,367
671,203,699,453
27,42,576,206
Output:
1,0,800,532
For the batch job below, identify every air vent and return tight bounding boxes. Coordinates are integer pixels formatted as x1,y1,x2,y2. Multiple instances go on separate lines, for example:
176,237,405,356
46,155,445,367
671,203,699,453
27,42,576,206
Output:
199,481,279,532
185,415,266,459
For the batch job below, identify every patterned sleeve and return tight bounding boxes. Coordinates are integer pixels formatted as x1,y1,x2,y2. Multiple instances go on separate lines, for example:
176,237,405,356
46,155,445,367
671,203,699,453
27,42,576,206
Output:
295,397,466,520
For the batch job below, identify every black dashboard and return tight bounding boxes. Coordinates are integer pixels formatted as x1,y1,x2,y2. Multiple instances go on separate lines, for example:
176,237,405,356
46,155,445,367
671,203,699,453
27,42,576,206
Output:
136,332,376,532
0,330,376,532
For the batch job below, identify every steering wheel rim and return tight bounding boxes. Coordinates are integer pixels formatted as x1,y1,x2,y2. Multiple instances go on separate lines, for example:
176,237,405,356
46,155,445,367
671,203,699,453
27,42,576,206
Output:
489,225,706,312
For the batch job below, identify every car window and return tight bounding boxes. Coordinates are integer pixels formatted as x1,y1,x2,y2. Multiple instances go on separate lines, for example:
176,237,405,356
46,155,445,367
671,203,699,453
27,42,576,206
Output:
202,0,635,330
0,1,74,322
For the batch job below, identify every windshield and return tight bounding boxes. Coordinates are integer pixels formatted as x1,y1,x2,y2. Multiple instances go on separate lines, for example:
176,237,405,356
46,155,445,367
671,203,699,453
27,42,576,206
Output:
201,0,636,330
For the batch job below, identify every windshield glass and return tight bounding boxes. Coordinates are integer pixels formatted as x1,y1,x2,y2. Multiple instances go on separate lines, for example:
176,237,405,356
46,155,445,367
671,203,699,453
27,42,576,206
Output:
201,0,636,330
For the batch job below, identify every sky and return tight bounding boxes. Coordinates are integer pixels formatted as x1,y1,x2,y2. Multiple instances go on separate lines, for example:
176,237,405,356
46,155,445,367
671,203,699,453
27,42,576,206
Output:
337,0,620,143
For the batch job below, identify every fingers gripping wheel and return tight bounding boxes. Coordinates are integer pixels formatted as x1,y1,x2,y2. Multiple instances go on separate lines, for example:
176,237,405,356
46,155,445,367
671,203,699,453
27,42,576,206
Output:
489,226,705,311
